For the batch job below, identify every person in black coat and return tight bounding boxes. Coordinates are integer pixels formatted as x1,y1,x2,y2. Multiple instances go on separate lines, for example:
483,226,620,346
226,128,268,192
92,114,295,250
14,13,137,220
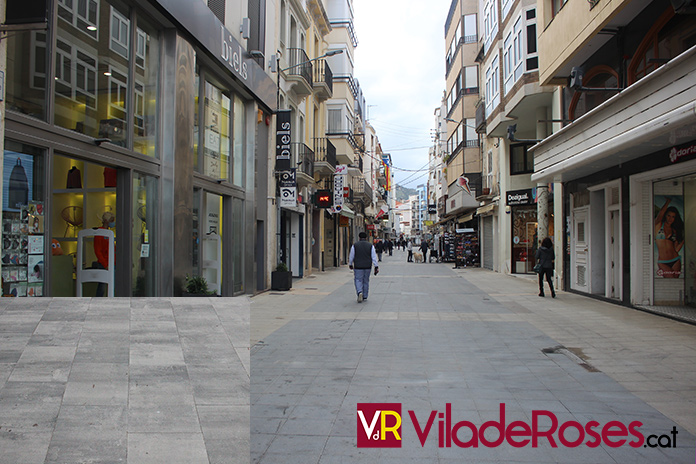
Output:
535,237,556,298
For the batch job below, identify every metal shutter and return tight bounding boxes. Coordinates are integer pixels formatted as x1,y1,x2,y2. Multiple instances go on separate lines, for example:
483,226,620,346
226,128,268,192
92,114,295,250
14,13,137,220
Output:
482,216,493,270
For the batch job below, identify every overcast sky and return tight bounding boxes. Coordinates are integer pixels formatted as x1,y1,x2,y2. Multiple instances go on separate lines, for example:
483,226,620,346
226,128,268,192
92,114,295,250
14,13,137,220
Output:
353,0,453,189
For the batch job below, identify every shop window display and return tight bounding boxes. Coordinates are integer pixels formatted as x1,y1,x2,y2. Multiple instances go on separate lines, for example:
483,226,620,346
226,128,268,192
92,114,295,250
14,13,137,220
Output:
653,177,696,306
2,142,46,297
51,154,117,296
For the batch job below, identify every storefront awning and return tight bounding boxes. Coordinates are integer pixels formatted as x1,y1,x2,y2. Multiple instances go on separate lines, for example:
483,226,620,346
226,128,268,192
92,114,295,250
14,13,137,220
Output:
476,203,497,216
457,213,474,223
340,205,355,219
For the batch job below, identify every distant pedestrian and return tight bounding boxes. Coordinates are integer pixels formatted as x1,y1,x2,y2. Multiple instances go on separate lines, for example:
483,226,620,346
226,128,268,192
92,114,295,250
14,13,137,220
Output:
535,237,556,298
349,232,379,303
419,240,429,263
406,240,413,262
388,239,393,256
375,239,383,262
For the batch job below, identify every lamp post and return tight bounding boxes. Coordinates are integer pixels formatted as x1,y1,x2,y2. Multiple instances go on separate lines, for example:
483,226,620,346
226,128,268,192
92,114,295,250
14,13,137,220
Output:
276,49,343,111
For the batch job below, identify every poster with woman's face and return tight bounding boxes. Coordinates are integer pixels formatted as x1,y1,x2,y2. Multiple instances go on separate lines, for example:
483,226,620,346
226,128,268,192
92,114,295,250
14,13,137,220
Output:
654,195,685,279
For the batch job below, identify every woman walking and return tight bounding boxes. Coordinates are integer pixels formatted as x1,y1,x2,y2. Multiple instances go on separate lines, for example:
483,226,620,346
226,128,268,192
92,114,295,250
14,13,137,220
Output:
535,237,556,298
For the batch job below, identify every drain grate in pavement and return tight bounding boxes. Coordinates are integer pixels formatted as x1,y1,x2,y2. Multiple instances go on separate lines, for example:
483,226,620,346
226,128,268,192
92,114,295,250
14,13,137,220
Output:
269,292,286,295
542,345,599,372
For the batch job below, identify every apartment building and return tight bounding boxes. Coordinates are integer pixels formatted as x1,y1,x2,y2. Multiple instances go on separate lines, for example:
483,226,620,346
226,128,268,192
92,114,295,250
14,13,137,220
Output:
2,0,276,296
530,0,696,310
275,0,338,278
474,0,556,275
441,0,482,234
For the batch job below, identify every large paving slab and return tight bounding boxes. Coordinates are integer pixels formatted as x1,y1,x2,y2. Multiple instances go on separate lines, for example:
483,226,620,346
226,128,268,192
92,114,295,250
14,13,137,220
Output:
0,297,249,464
251,250,696,463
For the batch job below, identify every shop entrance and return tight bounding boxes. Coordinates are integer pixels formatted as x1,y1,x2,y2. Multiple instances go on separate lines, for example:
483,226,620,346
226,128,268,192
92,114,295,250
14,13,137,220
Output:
511,206,537,274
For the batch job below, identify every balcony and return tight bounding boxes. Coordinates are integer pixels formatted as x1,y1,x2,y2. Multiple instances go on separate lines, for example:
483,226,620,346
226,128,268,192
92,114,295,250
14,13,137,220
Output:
313,137,336,176
284,48,313,98
352,176,373,204
313,59,334,102
475,101,486,133
290,143,315,187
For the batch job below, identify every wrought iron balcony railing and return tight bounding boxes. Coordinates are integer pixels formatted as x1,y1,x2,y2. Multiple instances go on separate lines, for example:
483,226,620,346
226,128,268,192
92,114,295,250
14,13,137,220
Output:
286,48,313,87
290,142,315,178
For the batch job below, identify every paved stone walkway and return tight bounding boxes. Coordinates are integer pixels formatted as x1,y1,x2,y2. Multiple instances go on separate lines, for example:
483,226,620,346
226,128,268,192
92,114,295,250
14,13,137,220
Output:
0,297,249,464
251,249,696,463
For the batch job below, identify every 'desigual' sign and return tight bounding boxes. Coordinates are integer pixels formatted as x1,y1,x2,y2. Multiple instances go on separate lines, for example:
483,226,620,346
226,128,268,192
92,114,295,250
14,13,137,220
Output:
506,188,534,206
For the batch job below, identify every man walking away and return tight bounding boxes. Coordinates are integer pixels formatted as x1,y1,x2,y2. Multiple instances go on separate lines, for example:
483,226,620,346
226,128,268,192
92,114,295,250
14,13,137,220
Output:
349,232,379,303
388,239,393,256
406,240,413,262
375,239,383,262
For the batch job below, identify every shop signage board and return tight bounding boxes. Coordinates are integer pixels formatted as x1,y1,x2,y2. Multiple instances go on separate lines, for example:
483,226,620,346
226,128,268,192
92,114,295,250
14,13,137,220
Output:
276,110,291,171
334,166,346,209
279,169,296,207
506,188,534,206
669,142,696,164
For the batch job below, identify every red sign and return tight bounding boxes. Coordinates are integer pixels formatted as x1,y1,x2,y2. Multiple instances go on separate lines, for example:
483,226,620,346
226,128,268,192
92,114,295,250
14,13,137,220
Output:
366,224,376,230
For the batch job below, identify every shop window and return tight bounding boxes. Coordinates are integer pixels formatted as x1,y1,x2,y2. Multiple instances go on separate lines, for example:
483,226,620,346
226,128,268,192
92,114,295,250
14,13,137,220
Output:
55,0,132,148
510,144,533,175
51,154,117,297
132,173,157,296
233,96,245,187
109,6,130,59
132,16,159,157
58,0,99,41
201,81,231,180
2,141,46,297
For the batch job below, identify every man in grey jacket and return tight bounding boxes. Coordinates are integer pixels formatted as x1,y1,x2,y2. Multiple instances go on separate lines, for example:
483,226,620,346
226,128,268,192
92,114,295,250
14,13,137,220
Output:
349,232,379,303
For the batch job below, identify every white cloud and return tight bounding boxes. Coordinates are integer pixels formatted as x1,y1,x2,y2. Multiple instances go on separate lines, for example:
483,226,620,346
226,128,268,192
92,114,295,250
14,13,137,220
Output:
353,0,451,186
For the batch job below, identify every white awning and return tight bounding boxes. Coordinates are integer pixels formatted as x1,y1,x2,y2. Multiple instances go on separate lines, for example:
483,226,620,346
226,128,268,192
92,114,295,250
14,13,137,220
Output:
339,205,355,219
476,203,497,216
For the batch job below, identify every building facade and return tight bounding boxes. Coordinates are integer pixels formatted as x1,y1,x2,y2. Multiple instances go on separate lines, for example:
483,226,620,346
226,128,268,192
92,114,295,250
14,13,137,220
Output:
441,0,482,235
2,0,276,296
530,0,696,310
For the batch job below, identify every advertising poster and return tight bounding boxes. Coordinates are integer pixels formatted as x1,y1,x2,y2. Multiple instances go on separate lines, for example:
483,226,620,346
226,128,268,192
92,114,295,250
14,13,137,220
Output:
654,195,685,279
3,152,34,212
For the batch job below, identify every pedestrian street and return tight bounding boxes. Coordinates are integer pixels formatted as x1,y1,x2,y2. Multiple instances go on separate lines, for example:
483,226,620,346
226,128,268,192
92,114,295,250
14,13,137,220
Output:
251,248,696,463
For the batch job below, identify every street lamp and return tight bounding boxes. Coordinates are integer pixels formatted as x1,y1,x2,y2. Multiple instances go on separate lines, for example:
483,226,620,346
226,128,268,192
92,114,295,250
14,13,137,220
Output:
444,117,478,130
276,49,343,111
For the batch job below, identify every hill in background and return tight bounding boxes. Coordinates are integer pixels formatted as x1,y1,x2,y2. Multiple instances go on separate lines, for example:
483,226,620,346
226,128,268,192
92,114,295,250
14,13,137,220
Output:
394,184,418,203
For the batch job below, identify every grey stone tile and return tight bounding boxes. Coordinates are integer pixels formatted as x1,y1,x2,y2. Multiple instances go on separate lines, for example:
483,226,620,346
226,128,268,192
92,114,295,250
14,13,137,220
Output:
127,432,209,464
74,332,130,363
62,363,129,406
45,405,127,463
0,429,52,464
0,381,64,431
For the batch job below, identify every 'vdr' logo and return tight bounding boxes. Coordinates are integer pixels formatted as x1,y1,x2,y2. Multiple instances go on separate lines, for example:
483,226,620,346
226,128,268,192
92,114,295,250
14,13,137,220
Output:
357,403,402,448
